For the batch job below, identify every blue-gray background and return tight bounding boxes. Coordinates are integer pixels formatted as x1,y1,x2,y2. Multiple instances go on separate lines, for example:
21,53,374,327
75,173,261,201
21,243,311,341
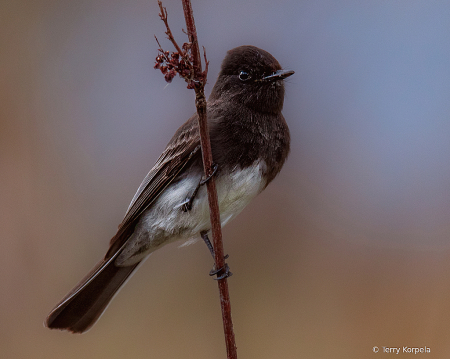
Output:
2,1,450,357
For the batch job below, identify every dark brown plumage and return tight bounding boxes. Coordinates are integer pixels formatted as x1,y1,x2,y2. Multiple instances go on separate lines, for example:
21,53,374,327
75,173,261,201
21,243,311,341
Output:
46,45,293,333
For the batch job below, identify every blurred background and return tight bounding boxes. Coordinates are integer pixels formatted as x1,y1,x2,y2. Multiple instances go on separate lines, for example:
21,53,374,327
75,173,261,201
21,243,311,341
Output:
2,0,450,358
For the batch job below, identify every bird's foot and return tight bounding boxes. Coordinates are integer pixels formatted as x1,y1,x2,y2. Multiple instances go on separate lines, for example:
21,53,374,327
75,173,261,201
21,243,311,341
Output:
179,197,194,212
200,163,218,185
209,263,232,280
209,255,232,280
179,164,218,212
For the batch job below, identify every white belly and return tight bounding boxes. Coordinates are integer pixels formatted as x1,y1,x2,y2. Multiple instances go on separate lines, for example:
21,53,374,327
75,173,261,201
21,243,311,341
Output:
116,160,267,266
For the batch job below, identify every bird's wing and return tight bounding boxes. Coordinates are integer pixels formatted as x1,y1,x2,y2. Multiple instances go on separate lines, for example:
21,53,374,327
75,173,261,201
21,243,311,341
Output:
106,115,201,258
46,115,203,333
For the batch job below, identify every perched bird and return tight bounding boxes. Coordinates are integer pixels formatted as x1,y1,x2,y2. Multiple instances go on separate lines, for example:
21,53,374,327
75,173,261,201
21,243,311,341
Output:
46,45,294,333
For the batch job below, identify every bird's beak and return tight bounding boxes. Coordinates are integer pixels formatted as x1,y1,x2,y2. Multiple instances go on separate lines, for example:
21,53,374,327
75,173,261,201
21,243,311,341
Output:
261,69,295,82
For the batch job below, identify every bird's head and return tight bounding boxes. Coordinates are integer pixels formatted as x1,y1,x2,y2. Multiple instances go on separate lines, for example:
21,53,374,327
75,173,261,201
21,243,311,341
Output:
210,45,294,113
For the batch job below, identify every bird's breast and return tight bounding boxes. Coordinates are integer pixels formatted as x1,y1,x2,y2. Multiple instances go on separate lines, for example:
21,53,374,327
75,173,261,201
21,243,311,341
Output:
213,160,268,225
118,160,268,265
179,159,268,236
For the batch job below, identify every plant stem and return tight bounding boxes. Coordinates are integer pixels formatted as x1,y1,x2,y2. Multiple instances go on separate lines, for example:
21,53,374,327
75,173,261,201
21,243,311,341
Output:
181,1,237,358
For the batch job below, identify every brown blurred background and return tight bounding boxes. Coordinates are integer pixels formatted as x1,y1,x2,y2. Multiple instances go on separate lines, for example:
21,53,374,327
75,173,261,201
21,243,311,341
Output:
2,0,450,358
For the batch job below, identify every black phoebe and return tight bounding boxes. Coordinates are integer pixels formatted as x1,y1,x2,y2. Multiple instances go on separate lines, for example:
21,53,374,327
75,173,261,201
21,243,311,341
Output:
46,45,294,333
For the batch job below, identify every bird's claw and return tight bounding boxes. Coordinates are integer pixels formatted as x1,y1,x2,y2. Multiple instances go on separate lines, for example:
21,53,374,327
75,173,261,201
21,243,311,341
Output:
209,259,232,280
179,164,218,213
200,163,218,185
179,198,193,212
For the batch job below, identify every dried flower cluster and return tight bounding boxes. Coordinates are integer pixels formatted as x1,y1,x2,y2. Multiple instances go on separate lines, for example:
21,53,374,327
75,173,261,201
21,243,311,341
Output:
154,41,197,88
154,1,208,89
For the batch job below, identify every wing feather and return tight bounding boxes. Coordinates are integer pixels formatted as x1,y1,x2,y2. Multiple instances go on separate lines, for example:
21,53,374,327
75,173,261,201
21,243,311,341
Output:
105,115,201,258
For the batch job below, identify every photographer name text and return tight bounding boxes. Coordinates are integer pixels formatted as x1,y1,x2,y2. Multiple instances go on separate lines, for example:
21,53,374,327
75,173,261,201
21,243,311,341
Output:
373,346,431,354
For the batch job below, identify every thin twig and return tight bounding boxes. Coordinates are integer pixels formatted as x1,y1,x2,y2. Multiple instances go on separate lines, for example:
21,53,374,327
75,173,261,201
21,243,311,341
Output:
158,2,183,55
155,1,237,358
202,45,209,82
179,1,237,358
181,0,201,78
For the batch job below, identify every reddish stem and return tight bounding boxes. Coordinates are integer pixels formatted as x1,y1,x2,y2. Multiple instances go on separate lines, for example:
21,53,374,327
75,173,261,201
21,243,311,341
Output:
156,2,237,357
181,0,201,78
181,1,237,358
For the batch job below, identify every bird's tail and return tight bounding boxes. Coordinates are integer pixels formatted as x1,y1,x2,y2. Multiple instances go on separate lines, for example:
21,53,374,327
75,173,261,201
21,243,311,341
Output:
45,254,139,333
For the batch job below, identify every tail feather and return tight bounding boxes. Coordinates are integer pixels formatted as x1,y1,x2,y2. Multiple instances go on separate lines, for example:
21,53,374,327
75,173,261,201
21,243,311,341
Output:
45,256,139,333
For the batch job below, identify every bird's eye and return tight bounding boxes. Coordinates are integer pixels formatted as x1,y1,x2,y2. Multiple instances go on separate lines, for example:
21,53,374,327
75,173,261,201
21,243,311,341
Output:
239,71,250,81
